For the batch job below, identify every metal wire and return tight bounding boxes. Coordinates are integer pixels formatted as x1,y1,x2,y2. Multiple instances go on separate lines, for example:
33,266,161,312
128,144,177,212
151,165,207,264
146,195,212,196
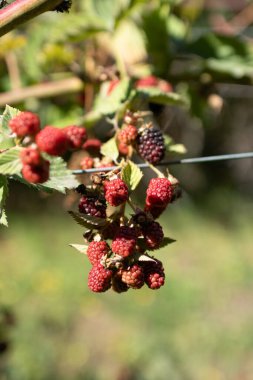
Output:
72,152,253,175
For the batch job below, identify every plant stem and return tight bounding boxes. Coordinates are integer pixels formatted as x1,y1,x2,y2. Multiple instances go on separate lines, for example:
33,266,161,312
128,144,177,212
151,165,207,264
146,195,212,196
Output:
0,0,63,37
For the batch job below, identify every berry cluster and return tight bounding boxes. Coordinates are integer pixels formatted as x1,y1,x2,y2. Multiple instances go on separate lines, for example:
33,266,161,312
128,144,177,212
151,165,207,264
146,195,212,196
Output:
9,111,87,184
74,171,181,293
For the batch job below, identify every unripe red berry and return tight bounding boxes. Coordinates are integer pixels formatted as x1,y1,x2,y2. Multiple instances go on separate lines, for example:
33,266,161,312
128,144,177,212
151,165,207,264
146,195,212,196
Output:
135,75,159,88
121,264,145,289
146,178,173,207
88,264,112,293
9,111,40,137
111,226,137,257
63,125,87,149
82,138,102,154
117,124,138,145
87,241,110,265
104,178,128,207
80,156,94,170
36,126,69,156
21,161,49,184
20,147,42,166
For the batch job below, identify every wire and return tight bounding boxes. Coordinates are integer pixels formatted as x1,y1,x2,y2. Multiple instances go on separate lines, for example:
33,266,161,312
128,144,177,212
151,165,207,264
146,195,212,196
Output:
72,152,253,175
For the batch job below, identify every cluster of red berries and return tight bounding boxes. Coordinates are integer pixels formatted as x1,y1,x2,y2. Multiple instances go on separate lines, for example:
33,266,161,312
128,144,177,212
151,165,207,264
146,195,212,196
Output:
115,112,166,165
75,173,181,293
8,111,87,183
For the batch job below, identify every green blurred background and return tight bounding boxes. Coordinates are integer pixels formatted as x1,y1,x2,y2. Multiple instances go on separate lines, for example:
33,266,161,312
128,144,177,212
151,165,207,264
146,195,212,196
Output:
1,0,253,379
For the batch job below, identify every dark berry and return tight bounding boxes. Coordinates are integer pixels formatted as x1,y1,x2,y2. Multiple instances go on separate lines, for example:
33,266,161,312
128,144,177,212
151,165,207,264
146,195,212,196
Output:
36,126,69,156
136,125,165,164
142,221,164,249
9,111,40,137
111,272,129,293
104,178,128,207
142,259,165,290
88,264,112,293
79,196,106,218
87,241,109,265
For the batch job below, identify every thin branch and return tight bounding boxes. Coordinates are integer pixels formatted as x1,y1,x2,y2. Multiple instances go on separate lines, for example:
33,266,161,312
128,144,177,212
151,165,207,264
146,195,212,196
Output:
72,152,253,175
0,0,63,37
0,77,83,106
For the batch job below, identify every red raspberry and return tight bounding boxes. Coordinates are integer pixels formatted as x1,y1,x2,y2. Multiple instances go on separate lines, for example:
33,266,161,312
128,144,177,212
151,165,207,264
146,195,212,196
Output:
36,126,69,156
142,259,165,290
9,111,40,137
80,156,94,170
88,264,112,293
146,178,173,207
87,241,109,265
63,125,87,149
118,142,129,156
121,264,145,289
135,75,159,88
111,272,129,293
21,161,49,184
142,221,164,249
111,226,137,257
82,138,102,154
20,147,42,166
158,80,173,93
79,196,106,218
117,124,138,145
104,179,128,207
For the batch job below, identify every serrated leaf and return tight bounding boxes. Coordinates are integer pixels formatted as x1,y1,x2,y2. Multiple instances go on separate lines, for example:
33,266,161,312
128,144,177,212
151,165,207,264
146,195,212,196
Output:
159,237,177,248
135,87,185,106
43,156,79,193
100,137,119,162
69,244,88,255
68,211,108,229
167,144,187,155
0,175,8,226
1,105,20,134
0,147,22,175
121,160,143,191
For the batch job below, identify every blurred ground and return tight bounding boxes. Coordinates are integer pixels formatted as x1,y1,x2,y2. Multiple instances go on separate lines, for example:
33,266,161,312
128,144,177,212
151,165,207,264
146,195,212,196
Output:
0,189,253,380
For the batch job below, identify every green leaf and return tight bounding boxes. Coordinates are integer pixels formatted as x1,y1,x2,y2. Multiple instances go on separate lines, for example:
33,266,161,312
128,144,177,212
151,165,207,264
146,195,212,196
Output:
100,137,119,162
167,143,187,155
68,211,108,229
0,175,8,226
1,105,20,134
160,237,177,248
121,160,143,191
94,78,132,115
43,156,79,193
135,87,185,106
69,244,88,255
0,147,22,175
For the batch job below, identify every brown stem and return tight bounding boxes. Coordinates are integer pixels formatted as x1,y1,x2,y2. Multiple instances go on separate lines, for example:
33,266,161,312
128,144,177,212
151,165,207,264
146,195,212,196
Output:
5,52,22,90
0,77,83,106
0,0,63,37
